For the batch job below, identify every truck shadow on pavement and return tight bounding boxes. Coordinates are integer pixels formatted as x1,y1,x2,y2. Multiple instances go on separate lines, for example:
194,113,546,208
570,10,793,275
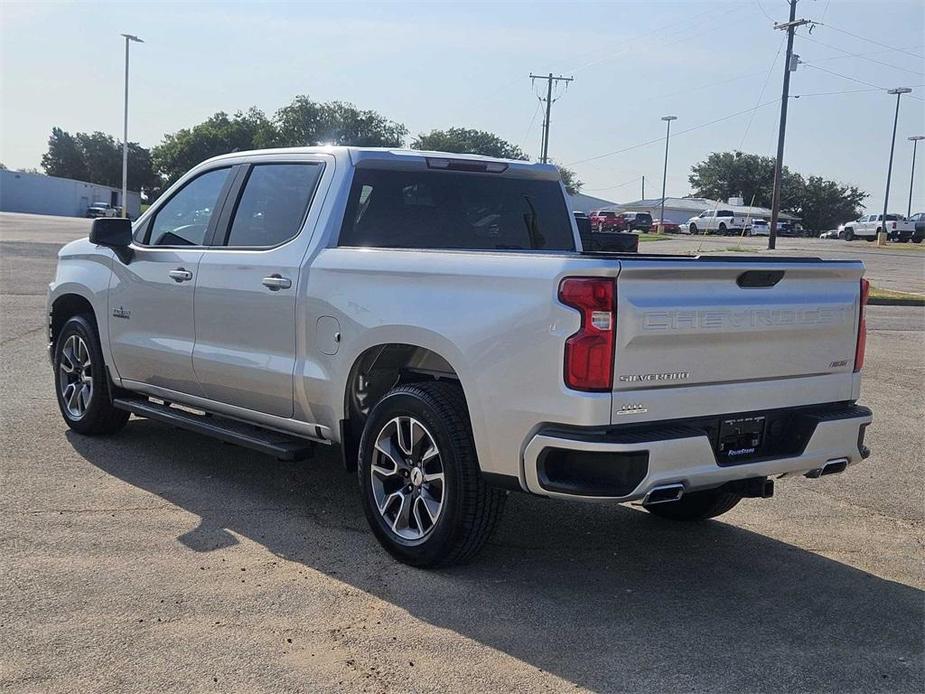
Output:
68,420,924,692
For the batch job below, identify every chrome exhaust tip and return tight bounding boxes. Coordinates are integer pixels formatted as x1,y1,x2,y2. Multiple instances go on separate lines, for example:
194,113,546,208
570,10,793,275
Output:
805,458,849,479
643,483,685,505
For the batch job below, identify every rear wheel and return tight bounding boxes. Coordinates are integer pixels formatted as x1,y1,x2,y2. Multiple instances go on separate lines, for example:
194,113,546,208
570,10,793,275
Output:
645,488,742,521
357,381,506,567
718,223,727,235
53,315,129,435
844,228,854,241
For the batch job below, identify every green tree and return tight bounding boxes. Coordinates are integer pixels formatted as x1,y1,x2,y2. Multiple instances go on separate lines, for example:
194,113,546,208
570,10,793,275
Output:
152,108,276,187
689,150,804,211
553,161,583,196
41,127,86,180
795,176,867,231
273,96,407,147
689,150,867,230
411,127,529,160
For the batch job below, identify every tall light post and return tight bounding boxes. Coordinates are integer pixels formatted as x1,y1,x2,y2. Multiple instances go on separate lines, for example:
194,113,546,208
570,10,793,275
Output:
121,33,143,219
658,115,677,234
879,87,912,245
907,135,924,217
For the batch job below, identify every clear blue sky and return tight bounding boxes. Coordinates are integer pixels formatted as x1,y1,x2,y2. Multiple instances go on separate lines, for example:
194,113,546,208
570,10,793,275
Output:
2,0,923,210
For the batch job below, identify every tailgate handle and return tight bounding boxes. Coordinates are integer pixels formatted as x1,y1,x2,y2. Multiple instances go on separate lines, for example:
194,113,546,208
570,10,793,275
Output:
737,270,785,288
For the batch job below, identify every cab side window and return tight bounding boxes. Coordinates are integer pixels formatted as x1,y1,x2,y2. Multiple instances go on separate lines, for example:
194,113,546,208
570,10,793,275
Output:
148,168,230,246
224,163,323,247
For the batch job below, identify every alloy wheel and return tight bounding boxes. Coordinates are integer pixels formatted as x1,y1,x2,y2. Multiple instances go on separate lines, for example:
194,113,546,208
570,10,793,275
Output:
59,334,93,419
370,416,445,541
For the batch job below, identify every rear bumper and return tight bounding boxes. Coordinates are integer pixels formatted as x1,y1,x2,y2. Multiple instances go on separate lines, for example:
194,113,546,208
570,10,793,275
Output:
522,403,872,502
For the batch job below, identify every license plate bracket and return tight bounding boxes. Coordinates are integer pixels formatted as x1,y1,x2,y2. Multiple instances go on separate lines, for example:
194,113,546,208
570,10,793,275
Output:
716,415,766,463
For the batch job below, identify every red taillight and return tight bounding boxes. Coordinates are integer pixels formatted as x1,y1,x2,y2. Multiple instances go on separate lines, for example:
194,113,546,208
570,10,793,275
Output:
558,277,615,391
854,277,869,372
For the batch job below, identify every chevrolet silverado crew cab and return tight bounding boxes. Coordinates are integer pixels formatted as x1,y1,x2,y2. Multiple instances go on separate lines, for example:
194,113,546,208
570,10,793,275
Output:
48,147,873,567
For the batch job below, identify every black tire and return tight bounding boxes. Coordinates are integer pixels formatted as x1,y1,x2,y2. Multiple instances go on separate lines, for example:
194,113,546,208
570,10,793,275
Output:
914,237,923,244
689,223,698,235
718,223,727,235
645,488,742,521
844,228,854,241
53,314,129,435
357,381,506,568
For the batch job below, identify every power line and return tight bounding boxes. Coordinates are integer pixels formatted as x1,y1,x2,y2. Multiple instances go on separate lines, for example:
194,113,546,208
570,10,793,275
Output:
801,62,886,90
800,34,924,77
582,176,646,193
567,98,781,167
816,22,924,61
739,36,787,150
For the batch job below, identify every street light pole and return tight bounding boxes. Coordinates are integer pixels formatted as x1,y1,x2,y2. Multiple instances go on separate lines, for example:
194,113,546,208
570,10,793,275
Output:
879,87,912,245
907,135,924,217
658,115,677,234
121,33,143,219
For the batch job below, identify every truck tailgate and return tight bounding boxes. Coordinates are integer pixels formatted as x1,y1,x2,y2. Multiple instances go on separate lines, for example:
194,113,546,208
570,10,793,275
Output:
613,259,864,394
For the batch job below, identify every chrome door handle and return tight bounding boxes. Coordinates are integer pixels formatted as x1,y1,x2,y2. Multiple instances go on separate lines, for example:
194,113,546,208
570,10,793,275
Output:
168,268,193,282
262,274,292,291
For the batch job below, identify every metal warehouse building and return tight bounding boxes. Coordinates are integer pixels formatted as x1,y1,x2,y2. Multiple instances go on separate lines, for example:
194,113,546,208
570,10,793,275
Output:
0,169,140,218
614,196,801,225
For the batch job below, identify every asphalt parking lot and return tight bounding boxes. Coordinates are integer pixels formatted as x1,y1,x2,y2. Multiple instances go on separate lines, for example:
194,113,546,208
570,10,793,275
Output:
1,212,923,693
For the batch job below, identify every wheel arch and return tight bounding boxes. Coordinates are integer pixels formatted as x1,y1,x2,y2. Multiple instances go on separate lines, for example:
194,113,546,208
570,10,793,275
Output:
339,343,467,472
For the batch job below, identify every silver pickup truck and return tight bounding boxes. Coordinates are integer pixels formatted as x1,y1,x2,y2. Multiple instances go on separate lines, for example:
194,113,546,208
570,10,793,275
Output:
47,147,873,567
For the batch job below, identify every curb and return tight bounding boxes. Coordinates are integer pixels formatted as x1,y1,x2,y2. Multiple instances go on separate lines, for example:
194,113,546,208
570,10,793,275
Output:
868,297,925,307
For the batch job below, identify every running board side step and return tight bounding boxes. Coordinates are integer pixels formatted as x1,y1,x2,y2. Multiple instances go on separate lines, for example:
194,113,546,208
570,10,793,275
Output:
113,397,314,461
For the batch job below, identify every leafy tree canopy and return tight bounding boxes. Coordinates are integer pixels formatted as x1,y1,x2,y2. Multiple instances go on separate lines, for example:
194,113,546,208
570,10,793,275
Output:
689,150,867,230
40,127,158,193
411,127,529,161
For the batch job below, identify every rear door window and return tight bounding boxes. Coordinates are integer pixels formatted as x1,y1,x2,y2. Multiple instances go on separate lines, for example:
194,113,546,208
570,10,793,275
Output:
339,168,575,251
224,163,323,247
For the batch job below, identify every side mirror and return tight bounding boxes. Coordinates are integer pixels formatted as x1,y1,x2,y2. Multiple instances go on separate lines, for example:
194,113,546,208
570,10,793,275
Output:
90,217,133,246
90,218,134,263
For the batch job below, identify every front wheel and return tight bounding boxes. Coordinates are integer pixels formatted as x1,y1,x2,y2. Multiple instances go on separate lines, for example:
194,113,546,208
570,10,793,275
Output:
689,223,698,235
844,228,855,241
357,381,506,567
53,315,129,435
645,488,741,521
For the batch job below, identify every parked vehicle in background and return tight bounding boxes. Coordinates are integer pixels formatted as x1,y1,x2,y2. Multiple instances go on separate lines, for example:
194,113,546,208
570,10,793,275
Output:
907,212,925,243
620,211,653,232
589,209,625,232
86,203,117,218
838,214,915,242
651,218,680,233
747,219,769,236
686,208,750,235
575,212,639,253
48,146,873,567
819,229,839,240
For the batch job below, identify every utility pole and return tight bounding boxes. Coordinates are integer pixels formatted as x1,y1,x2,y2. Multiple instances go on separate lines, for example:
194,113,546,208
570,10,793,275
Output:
768,2,809,250
642,175,645,199
530,73,573,163
908,135,925,217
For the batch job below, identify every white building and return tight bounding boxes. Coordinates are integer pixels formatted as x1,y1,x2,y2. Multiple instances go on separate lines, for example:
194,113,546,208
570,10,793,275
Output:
612,196,801,224
0,169,141,218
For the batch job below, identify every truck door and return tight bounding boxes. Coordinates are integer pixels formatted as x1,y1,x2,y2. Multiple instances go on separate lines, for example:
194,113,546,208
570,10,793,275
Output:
109,166,234,394
192,159,327,418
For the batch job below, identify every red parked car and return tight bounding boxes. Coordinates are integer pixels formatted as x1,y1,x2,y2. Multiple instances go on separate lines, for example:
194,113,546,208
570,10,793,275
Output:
651,218,680,233
588,209,627,232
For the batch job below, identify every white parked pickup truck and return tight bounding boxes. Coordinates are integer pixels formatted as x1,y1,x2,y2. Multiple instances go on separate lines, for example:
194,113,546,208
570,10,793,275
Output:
839,213,916,242
686,208,752,235
47,147,873,567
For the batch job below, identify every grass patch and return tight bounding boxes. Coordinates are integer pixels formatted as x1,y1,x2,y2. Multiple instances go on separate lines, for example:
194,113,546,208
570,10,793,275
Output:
724,246,754,252
140,203,150,214
869,286,925,306
637,233,671,242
